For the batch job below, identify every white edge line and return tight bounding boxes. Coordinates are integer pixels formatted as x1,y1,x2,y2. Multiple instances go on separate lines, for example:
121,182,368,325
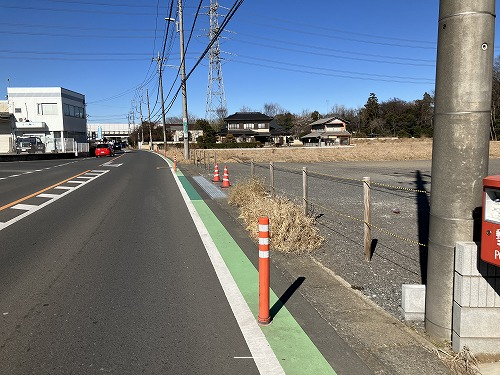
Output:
166,156,285,375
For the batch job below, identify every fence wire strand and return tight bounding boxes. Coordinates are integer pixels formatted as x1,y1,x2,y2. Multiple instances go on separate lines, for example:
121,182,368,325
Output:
232,160,429,247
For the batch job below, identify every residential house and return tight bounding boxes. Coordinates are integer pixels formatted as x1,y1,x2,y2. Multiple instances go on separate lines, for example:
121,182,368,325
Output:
6,87,87,152
221,112,290,145
166,124,203,143
301,117,351,146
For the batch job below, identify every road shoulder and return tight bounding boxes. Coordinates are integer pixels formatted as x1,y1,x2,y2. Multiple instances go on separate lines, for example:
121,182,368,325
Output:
180,163,453,375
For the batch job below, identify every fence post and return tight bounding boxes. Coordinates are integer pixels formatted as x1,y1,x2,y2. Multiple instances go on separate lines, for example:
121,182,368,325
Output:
258,216,271,325
270,161,275,198
251,160,255,178
303,167,308,216
214,150,217,170
363,176,372,261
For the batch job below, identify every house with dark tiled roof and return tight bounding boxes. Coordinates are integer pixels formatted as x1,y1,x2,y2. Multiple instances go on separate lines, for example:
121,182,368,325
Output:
301,117,351,146
221,112,290,146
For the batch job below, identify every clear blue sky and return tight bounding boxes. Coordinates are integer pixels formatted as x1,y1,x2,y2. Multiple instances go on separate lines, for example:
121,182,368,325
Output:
1,1,497,124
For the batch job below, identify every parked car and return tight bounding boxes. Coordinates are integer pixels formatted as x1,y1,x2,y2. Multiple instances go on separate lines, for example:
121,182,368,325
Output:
15,136,45,154
95,143,115,157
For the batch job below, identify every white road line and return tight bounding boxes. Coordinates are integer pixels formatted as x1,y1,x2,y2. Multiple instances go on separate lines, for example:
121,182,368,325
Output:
168,159,285,375
11,204,38,211
0,170,109,232
66,180,86,184
37,193,61,198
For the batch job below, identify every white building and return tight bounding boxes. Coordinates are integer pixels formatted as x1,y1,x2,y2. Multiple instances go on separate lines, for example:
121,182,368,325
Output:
87,123,130,142
4,87,87,152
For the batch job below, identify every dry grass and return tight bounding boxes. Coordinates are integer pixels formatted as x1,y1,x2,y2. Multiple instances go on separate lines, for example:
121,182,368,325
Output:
163,139,500,164
436,346,480,375
228,178,324,254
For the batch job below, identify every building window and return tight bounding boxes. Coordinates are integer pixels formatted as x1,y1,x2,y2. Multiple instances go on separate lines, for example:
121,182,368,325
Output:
228,123,239,129
37,103,58,115
258,123,266,129
63,103,85,119
244,123,254,129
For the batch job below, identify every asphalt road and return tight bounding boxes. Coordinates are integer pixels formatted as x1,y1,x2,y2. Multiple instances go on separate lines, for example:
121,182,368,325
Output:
0,151,260,374
5,150,472,374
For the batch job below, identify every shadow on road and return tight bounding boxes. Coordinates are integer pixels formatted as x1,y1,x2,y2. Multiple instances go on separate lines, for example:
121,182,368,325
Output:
270,276,305,320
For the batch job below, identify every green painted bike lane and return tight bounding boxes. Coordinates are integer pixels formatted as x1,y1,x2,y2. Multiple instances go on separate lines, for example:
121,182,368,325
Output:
175,169,336,375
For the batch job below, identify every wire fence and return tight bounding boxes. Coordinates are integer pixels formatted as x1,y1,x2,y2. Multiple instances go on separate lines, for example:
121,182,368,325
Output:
245,161,430,250
191,149,430,277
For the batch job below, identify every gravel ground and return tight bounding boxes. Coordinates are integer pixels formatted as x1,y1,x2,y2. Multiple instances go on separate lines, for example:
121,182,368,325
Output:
192,158,500,322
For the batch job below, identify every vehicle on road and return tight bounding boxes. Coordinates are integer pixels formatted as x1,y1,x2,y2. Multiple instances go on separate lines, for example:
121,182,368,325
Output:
15,136,46,154
95,143,115,157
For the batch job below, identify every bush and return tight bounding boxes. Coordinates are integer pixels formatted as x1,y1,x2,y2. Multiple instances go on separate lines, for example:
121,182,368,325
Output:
228,178,324,254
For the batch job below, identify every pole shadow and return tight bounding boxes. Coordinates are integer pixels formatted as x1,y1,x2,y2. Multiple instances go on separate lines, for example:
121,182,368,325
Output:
415,170,430,284
270,276,305,320
370,238,378,258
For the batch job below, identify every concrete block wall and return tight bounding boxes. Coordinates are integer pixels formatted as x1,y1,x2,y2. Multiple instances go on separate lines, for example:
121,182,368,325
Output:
453,242,500,354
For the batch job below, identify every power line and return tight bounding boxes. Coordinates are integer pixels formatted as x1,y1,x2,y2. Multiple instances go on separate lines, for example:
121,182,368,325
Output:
229,53,434,82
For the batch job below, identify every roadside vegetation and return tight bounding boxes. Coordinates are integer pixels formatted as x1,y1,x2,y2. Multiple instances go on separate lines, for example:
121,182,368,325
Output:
227,178,323,254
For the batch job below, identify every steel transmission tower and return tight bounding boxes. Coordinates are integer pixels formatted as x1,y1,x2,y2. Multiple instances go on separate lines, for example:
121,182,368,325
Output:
206,0,227,124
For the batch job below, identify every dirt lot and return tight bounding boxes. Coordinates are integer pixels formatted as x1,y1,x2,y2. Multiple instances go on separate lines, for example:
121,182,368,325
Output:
168,138,500,164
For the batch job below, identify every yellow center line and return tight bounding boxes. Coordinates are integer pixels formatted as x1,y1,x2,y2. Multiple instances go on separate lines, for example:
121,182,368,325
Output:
112,154,126,161
0,170,91,212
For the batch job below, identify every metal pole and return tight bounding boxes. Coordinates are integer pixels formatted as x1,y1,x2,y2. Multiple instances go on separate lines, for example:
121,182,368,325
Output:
270,161,275,198
303,167,308,216
178,0,189,161
426,0,495,341
363,177,371,261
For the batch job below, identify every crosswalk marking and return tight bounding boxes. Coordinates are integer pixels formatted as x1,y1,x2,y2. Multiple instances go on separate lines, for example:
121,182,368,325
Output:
0,170,109,232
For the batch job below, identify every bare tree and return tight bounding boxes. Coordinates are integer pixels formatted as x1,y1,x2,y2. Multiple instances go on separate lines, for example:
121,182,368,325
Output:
239,105,255,112
263,102,286,117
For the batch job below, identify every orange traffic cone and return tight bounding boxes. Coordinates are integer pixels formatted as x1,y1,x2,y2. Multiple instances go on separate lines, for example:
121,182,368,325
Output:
173,154,177,172
213,163,221,183
221,166,231,188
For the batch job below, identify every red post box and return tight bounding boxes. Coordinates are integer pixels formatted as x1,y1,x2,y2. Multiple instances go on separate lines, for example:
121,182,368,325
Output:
481,175,500,267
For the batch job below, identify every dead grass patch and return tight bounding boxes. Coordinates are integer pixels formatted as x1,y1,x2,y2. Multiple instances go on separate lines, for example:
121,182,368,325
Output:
228,178,324,254
436,346,480,375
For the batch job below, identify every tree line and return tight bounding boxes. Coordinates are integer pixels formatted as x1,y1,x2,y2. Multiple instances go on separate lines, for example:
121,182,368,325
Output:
129,54,500,145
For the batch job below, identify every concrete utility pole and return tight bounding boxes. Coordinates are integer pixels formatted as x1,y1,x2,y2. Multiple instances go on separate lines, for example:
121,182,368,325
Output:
426,0,495,341
146,89,153,150
139,97,144,144
178,0,189,160
153,52,167,155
